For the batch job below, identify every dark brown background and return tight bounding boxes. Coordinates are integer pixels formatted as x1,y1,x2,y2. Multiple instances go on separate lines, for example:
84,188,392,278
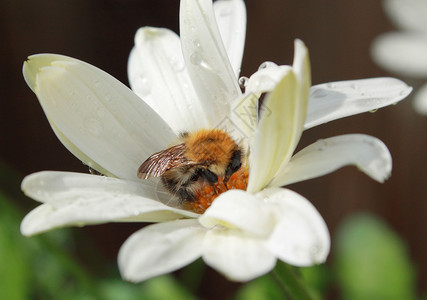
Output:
1,0,426,297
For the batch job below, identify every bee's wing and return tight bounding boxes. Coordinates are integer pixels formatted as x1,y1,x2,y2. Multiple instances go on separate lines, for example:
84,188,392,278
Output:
137,143,196,179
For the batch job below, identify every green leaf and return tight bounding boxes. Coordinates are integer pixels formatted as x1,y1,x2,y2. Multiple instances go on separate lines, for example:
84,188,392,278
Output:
234,275,284,300
0,194,31,300
140,275,197,300
334,213,417,300
300,265,331,298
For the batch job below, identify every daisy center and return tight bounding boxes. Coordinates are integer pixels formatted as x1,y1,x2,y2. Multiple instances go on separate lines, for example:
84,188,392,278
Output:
184,167,249,213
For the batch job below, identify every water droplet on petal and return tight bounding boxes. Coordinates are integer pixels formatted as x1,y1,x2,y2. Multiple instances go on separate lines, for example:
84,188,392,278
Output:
193,39,201,48
310,246,319,254
135,76,151,97
310,88,328,98
170,57,185,72
369,109,378,113
84,118,103,136
350,83,359,90
326,82,336,89
316,139,326,151
238,76,248,89
190,52,202,65
258,61,277,70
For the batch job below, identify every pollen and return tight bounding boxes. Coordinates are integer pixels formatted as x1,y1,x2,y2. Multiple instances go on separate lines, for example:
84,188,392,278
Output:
185,167,249,214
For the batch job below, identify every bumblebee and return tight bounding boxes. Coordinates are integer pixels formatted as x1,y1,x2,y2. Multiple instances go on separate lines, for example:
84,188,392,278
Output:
138,129,242,203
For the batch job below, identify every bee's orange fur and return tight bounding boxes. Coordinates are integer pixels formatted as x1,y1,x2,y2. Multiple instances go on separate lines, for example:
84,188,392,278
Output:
183,129,238,172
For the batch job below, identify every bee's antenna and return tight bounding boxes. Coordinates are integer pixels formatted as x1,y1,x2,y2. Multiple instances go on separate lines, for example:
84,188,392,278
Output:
210,183,218,195
223,178,229,191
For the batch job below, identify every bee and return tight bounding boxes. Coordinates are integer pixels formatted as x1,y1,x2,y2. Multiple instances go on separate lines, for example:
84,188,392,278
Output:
137,129,242,203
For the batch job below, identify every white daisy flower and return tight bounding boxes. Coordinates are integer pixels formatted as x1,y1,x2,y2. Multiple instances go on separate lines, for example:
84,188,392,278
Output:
21,0,411,282
371,0,427,114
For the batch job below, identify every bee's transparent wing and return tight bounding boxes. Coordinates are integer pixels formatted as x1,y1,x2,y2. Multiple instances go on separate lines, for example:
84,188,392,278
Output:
138,143,195,179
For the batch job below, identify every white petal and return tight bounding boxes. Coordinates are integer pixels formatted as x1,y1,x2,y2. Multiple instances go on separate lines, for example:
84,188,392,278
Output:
199,190,274,237
202,227,276,281
23,54,177,180
257,188,330,266
384,0,427,32
128,27,210,133
371,32,427,78
21,171,198,236
180,0,241,128
213,0,247,78
119,219,205,282
247,70,302,193
269,134,392,188
305,77,412,129
246,64,292,95
230,92,259,144
413,83,427,115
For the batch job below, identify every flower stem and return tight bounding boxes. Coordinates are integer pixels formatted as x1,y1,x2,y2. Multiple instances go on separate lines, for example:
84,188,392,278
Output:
271,261,319,300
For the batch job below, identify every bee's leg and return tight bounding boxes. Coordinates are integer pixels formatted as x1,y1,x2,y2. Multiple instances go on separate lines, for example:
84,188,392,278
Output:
223,149,242,189
199,169,219,194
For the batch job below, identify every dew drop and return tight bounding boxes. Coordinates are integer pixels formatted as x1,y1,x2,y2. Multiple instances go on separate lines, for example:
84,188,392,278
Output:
350,83,359,90
310,88,328,98
310,246,319,254
84,118,103,136
190,52,202,65
369,109,378,113
170,57,185,72
258,61,277,70
326,82,336,89
316,139,326,151
135,76,151,97
193,39,201,48
238,76,248,89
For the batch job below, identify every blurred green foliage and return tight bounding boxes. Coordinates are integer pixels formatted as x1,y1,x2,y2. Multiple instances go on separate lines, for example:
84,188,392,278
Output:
234,275,284,300
334,213,417,300
0,190,197,300
0,160,420,299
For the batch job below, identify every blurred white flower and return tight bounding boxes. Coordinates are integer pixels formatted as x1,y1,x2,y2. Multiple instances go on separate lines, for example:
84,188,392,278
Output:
21,0,411,282
371,0,427,114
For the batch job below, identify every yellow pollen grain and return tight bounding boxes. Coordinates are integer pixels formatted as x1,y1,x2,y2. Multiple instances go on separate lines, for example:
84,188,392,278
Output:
185,167,249,214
